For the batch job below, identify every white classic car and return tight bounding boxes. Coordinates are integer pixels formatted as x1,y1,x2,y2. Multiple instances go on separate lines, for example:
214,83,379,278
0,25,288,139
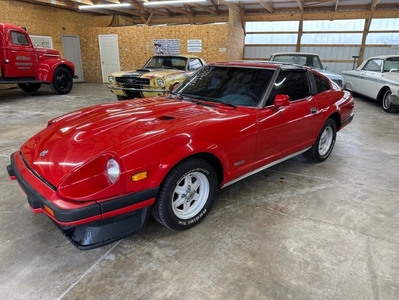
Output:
342,55,399,113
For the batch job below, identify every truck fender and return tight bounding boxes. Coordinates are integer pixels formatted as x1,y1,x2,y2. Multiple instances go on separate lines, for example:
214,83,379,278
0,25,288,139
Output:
36,58,75,82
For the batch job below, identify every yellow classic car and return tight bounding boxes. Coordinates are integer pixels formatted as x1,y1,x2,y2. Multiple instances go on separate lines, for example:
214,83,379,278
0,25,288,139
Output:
107,55,205,100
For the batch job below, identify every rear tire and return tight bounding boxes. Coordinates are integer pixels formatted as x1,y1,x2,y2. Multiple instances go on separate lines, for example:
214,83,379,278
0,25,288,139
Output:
18,83,41,93
50,66,73,94
382,90,399,113
152,158,217,231
303,118,337,163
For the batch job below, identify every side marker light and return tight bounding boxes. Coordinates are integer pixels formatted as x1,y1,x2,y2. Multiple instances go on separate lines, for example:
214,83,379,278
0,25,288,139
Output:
132,171,148,181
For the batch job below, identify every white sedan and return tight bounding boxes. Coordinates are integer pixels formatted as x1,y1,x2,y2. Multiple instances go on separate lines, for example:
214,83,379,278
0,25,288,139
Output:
342,55,399,113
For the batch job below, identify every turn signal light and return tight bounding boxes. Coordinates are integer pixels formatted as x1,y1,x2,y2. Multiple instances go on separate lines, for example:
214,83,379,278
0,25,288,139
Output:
131,171,148,181
43,205,55,217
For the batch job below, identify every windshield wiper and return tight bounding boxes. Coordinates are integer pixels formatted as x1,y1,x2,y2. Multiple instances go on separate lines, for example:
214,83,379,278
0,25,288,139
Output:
168,91,185,99
195,96,237,109
169,93,236,108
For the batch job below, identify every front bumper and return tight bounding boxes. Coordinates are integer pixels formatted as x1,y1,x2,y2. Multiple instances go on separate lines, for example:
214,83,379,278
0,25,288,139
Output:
7,152,158,250
107,85,168,93
389,94,399,105
341,113,354,129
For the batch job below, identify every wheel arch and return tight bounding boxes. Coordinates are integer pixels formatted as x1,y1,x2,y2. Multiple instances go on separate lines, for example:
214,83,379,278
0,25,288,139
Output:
159,152,224,190
327,112,341,130
343,81,353,92
377,86,390,102
36,59,75,82
168,81,181,92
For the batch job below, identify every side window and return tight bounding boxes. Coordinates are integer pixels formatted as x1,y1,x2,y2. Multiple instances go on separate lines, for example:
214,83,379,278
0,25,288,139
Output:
312,56,323,69
267,70,310,105
188,58,203,71
363,59,383,72
383,58,399,72
11,31,29,46
314,72,331,93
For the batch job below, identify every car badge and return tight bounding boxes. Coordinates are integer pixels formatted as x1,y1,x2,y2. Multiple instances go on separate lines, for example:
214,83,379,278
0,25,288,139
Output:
39,150,49,157
127,78,137,84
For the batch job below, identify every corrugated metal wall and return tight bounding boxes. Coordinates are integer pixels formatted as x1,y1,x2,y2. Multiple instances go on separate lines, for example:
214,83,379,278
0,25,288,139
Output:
244,44,398,74
244,19,399,74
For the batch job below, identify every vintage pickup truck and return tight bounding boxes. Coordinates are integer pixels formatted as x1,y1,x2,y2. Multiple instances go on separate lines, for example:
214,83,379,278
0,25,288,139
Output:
0,23,76,94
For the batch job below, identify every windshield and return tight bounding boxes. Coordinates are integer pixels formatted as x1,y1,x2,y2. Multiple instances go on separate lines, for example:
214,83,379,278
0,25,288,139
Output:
174,66,274,107
383,57,399,72
143,56,187,70
272,54,323,69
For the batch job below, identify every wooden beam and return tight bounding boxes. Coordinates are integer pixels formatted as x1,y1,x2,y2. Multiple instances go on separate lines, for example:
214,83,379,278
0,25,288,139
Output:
296,18,303,52
244,9,399,22
143,14,229,25
145,12,154,26
371,0,381,9
190,2,218,15
23,0,92,9
296,0,304,12
219,0,241,13
335,0,340,11
258,0,273,13
358,16,372,67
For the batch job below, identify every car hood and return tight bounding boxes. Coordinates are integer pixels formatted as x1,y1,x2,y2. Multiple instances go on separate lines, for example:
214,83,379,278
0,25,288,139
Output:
111,68,182,78
20,98,233,186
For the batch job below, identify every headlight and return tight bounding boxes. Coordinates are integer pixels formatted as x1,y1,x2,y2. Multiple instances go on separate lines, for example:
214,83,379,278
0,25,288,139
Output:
107,158,120,184
156,78,165,87
108,75,115,84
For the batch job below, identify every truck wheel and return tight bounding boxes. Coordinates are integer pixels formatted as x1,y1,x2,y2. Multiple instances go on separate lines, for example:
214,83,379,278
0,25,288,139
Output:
50,67,73,94
18,83,41,93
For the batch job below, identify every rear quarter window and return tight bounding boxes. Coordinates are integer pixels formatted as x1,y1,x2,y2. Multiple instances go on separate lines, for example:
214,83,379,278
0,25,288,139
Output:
266,70,311,105
313,72,331,93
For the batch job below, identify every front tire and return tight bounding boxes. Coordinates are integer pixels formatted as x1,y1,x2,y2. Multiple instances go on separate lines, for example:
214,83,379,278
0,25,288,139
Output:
50,66,73,94
382,90,399,113
303,118,337,163
18,83,41,93
152,158,218,231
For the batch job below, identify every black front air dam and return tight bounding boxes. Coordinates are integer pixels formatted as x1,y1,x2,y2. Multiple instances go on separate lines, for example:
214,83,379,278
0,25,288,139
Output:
57,206,150,250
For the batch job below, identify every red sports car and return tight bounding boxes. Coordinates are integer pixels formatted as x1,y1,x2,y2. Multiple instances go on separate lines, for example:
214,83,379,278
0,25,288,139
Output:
7,61,354,250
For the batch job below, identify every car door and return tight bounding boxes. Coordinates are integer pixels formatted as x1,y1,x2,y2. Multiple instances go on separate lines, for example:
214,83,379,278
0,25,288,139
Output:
6,30,36,78
357,58,384,99
255,70,321,163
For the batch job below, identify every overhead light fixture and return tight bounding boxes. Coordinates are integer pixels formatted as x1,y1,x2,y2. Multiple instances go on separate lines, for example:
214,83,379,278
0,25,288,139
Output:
78,3,131,10
144,0,207,6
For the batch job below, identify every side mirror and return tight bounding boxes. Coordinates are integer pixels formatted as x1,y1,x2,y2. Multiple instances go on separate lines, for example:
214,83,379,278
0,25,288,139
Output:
274,94,290,108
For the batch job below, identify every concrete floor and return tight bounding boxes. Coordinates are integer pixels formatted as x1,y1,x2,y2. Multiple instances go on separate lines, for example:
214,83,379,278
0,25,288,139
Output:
0,83,398,300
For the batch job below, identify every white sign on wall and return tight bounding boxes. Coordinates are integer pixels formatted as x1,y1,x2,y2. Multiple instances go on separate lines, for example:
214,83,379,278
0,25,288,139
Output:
188,39,202,53
154,39,180,55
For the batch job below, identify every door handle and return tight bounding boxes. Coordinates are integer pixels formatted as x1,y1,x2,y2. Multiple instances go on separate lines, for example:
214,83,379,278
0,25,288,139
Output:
310,107,317,114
